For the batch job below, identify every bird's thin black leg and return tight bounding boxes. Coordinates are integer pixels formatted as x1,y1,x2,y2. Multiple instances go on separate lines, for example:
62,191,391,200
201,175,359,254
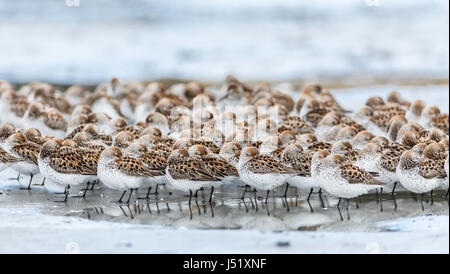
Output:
89,180,97,191
33,177,45,186
20,174,33,190
27,174,33,190
153,184,160,195
337,198,344,221
209,201,215,218
391,182,397,196
146,186,152,199
55,185,70,203
307,188,314,202
209,186,214,203
265,190,270,204
125,189,134,204
319,189,325,209
283,184,289,198
380,188,384,212
346,199,351,220
79,182,90,198
118,190,127,203
241,185,249,200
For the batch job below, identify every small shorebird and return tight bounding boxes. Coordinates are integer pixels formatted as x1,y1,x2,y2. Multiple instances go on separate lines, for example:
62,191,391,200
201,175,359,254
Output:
237,146,297,203
189,144,238,202
124,143,167,199
165,148,216,204
97,146,155,204
318,152,385,219
38,139,97,202
405,99,425,123
397,144,444,209
3,133,41,189
280,144,319,201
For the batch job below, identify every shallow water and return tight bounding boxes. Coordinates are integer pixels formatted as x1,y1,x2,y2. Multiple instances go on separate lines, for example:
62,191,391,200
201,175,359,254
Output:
0,171,448,253
1,170,448,231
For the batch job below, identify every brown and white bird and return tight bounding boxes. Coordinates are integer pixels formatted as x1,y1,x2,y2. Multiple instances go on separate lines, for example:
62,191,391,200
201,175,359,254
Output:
165,148,216,203
237,146,297,202
97,146,156,204
38,139,97,202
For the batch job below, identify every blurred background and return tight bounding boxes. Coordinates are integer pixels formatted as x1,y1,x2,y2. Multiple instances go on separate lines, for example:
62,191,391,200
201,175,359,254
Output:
0,0,448,85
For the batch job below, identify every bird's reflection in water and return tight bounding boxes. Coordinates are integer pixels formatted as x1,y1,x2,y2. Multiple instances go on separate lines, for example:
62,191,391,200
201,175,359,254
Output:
80,190,448,231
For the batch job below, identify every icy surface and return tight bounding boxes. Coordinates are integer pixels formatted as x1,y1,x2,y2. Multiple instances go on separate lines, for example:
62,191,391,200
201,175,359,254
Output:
0,0,448,84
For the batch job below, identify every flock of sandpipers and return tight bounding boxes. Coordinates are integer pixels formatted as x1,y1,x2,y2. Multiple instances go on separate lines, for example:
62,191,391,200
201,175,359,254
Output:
0,76,448,218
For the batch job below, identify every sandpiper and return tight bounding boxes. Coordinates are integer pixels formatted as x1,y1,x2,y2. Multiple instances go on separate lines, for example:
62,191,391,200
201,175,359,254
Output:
165,148,216,203
237,146,297,203
97,146,155,204
397,144,443,207
38,139,97,202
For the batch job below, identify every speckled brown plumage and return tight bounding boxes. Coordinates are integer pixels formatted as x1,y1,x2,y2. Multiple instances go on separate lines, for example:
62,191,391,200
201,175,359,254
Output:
380,150,401,172
50,151,96,175
307,142,332,152
66,125,85,139
11,142,41,165
202,155,238,178
282,116,314,135
168,159,216,181
43,110,67,130
150,144,172,158
344,149,360,163
340,116,366,132
0,147,20,164
280,150,313,176
432,114,449,133
246,155,297,174
340,164,385,185
10,98,29,118
418,159,447,179
114,157,156,177
305,108,329,128
192,139,220,154
139,152,167,176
